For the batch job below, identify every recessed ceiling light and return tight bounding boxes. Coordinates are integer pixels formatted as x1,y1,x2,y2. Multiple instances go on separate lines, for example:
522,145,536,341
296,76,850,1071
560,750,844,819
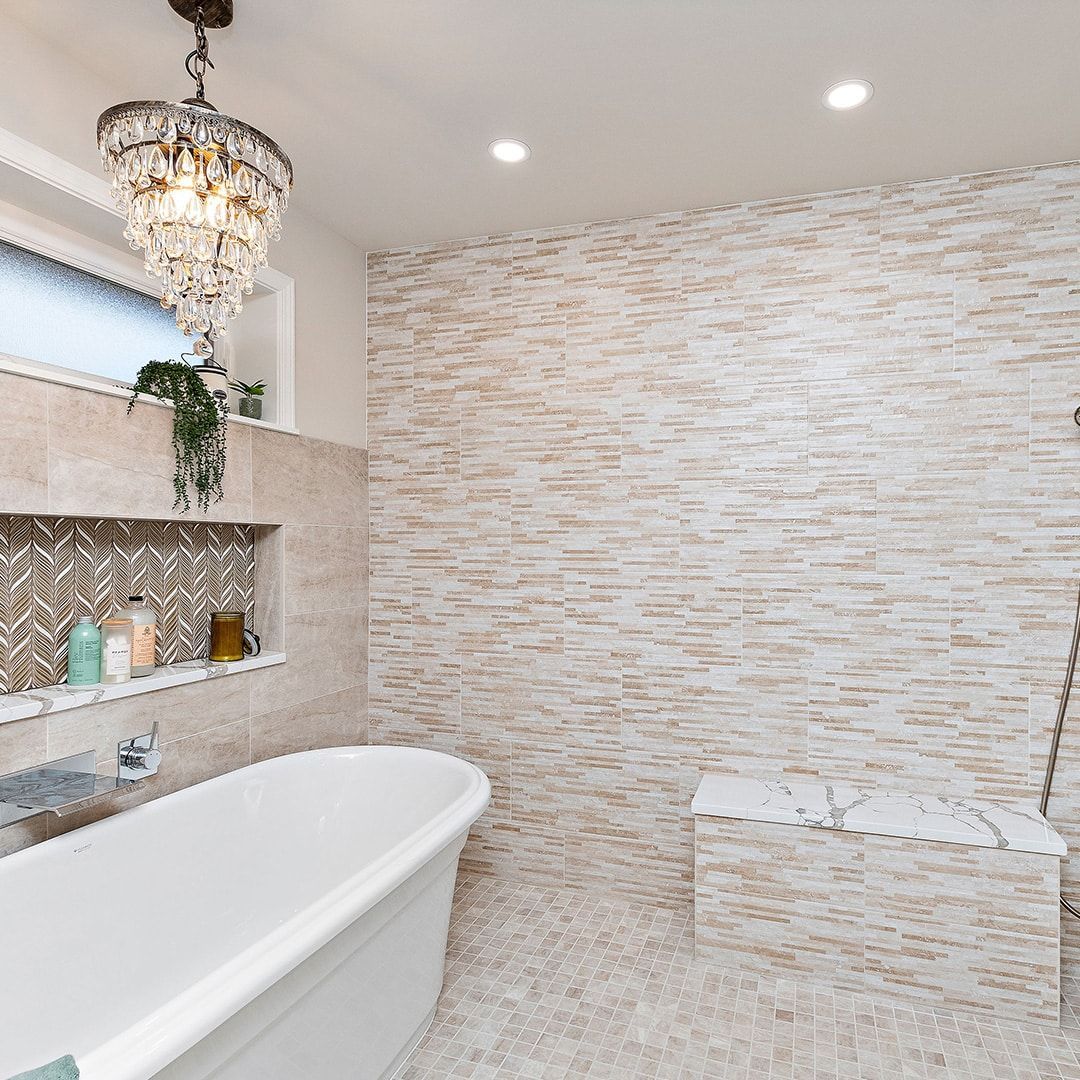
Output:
822,79,874,111
488,139,531,164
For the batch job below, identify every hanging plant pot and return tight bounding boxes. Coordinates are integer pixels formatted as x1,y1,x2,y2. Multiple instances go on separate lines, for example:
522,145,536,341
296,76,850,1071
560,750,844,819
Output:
191,361,230,413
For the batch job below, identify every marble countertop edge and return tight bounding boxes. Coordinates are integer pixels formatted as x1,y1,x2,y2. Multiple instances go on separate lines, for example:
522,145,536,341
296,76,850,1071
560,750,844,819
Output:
692,775,1067,857
0,652,286,725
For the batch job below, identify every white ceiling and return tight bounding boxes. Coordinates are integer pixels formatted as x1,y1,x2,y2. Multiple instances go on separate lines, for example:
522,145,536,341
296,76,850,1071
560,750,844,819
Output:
5,0,1080,252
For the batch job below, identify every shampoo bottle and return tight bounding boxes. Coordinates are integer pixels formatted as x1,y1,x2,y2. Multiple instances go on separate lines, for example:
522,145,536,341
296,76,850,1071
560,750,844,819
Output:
66,617,101,686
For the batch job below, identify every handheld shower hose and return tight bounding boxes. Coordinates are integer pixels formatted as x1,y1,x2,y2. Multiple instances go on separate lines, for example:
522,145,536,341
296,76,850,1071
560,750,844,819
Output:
1040,579,1080,920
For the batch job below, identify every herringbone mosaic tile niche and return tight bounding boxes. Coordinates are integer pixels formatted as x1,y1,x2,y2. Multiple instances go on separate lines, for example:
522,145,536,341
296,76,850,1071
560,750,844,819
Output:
0,515,256,693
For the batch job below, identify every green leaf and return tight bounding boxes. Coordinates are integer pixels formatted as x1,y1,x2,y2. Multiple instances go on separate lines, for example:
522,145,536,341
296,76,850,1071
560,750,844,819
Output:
228,378,268,397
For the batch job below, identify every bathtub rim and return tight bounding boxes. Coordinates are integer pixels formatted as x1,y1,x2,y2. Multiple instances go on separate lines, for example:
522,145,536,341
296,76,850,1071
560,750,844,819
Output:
9,745,489,1080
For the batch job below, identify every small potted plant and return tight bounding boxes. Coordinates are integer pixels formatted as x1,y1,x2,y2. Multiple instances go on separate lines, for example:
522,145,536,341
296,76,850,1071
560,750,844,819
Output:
229,378,268,420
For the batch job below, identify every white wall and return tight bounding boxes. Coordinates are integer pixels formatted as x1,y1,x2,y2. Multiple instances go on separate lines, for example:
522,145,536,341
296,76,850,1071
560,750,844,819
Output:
0,18,367,448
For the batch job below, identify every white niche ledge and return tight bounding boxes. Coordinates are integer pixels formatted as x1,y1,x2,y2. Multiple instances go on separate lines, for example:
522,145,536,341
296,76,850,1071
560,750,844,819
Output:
0,652,286,725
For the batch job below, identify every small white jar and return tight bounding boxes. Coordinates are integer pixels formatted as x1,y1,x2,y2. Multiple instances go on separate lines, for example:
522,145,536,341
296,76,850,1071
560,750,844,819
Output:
100,618,134,684
115,595,157,677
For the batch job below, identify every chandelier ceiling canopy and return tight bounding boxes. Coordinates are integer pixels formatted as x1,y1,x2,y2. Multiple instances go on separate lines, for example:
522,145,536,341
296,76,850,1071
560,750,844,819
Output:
97,0,293,341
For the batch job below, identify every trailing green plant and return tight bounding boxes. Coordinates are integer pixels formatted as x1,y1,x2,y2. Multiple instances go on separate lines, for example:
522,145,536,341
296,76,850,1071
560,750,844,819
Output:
228,378,267,398
128,360,228,513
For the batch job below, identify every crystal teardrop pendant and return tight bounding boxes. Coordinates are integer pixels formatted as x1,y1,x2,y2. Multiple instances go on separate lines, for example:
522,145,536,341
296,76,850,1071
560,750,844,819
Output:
147,145,169,179
176,146,196,177
205,153,227,187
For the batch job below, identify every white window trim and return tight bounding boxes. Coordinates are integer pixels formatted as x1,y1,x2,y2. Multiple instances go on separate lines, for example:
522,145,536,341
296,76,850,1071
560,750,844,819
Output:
0,124,297,432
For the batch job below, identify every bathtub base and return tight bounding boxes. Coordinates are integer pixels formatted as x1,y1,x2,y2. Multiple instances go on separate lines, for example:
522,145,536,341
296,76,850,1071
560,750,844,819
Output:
384,1004,437,1080
154,835,464,1080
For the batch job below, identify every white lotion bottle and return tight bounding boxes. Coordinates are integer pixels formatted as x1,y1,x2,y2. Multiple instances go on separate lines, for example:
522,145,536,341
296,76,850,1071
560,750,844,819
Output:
100,618,133,684
116,595,158,677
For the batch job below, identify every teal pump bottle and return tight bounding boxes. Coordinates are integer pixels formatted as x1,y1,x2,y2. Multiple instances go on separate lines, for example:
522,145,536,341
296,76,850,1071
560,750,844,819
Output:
67,617,102,685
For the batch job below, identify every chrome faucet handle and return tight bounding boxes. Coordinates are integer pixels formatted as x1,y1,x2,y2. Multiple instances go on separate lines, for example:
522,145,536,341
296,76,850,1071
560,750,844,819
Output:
118,721,163,781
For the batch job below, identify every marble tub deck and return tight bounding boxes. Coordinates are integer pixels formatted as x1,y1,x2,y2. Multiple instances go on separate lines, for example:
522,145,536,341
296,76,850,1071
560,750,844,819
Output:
400,873,1080,1080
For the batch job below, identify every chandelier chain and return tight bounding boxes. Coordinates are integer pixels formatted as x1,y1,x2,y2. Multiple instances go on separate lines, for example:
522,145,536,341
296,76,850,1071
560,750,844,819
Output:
184,7,215,102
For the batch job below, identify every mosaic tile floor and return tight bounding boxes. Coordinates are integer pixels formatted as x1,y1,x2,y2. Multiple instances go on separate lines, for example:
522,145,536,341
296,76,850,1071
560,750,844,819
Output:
398,874,1080,1080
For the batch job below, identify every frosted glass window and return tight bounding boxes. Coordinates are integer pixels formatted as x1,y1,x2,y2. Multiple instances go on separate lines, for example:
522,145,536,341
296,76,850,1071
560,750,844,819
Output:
0,239,189,384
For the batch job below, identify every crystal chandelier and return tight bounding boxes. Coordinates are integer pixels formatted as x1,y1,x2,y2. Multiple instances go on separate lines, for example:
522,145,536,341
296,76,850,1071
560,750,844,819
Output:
97,0,292,340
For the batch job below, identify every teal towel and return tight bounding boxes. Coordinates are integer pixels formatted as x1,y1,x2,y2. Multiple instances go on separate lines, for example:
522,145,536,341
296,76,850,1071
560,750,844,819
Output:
8,1057,79,1080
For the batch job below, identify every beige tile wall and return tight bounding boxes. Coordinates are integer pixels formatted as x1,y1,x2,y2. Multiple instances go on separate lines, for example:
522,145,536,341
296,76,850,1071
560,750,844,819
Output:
695,817,1061,1025
367,160,1080,912
0,376,368,857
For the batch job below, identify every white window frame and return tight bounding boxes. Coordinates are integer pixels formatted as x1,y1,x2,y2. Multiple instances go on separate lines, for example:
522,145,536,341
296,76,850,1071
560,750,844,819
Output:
0,124,296,432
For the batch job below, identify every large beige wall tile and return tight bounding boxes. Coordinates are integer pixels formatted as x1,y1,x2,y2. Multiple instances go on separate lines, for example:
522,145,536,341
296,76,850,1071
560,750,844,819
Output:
873,470,1073,577
741,572,950,678
808,667,1030,798
461,652,621,746
564,832,691,909
0,372,48,514
46,673,251,765
283,525,368,615
680,478,876,577
1039,742,1080,896
862,837,1060,1024
649,668,810,773
696,818,863,904
460,820,565,886
743,278,953,385
511,742,681,844
47,384,253,521
248,607,367,714
0,716,47,775
154,716,251,794
880,163,1080,276
1031,359,1080,476
251,428,367,526
681,187,881,287
694,818,865,990
374,402,461,487
694,819,1061,1023
621,380,809,483
250,683,366,762
369,650,460,740
808,368,1028,478
955,263,1080,371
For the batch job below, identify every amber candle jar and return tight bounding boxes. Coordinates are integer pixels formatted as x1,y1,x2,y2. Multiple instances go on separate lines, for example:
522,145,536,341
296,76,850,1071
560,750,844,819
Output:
209,611,246,662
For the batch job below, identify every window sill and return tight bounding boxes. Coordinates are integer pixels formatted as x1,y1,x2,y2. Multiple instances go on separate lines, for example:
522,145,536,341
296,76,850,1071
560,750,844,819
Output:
0,355,301,437
0,652,286,725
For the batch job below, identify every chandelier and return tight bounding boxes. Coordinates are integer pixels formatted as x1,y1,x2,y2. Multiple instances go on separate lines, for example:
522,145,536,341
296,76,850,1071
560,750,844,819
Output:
97,0,292,340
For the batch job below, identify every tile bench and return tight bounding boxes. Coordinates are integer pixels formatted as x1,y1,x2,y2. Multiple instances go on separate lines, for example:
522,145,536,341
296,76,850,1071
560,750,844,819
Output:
692,776,1067,1025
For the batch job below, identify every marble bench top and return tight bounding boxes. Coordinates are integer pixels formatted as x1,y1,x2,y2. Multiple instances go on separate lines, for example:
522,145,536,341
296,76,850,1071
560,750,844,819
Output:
692,775,1066,857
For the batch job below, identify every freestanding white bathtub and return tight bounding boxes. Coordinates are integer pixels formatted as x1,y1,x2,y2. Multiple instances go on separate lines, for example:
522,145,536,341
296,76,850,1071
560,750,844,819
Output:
0,745,490,1080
